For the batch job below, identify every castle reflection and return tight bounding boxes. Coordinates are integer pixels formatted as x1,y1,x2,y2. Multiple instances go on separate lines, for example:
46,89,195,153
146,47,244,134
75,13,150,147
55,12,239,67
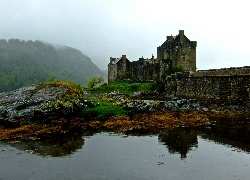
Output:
158,128,198,159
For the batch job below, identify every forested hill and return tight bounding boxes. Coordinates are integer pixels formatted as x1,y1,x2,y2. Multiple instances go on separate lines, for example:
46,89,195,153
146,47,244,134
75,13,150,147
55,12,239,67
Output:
0,39,104,92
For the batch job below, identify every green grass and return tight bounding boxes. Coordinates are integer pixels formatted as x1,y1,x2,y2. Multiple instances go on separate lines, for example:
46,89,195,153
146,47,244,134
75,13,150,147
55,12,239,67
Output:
88,81,156,94
81,81,157,120
80,98,132,120
36,80,84,96
34,81,155,121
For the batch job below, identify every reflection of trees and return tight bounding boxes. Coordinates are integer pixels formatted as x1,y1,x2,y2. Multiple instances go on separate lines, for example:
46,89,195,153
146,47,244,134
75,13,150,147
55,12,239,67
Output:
158,128,198,159
7,129,96,157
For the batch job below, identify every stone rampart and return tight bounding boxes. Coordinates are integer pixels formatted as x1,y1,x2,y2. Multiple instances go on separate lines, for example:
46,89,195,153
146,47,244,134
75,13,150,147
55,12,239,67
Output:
164,67,250,107
193,66,250,77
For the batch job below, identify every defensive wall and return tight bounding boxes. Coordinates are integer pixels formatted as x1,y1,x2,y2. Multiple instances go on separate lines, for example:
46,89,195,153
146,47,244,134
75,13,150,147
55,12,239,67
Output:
164,66,250,107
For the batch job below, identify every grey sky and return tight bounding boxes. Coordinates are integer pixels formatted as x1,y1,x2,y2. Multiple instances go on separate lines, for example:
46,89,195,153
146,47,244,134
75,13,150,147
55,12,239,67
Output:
1,0,249,70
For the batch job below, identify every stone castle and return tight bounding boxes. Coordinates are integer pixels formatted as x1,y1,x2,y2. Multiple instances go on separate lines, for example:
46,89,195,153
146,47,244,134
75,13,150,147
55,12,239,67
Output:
108,30,250,107
108,30,197,83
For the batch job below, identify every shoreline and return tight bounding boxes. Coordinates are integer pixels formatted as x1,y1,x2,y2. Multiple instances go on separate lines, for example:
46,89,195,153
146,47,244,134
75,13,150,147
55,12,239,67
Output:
0,109,247,140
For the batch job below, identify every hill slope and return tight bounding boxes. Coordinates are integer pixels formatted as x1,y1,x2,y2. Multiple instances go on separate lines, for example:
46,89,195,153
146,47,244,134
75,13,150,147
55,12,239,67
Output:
0,39,104,92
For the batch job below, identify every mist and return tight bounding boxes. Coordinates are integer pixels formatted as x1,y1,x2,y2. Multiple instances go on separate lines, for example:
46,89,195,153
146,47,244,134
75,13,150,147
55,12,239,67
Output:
1,0,249,70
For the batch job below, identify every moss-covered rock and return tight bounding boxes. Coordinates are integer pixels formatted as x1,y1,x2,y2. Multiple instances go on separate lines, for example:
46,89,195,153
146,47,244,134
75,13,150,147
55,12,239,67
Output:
0,82,92,126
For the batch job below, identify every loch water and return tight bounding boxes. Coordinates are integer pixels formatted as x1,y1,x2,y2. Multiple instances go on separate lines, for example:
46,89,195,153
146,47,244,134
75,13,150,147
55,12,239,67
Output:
0,117,250,180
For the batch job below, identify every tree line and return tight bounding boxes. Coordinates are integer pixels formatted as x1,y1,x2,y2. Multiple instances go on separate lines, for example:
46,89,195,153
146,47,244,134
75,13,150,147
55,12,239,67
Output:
0,39,105,92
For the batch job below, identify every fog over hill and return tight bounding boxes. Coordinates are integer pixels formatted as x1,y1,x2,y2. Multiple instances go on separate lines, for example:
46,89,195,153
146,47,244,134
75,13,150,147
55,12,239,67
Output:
0,39,105,92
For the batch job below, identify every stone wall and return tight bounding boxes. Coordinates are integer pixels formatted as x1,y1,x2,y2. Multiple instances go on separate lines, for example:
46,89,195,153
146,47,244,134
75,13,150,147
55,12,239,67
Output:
164,67,250,107
108,30,197,83
108,62,117,83
157,30,197,72
193,66,250,77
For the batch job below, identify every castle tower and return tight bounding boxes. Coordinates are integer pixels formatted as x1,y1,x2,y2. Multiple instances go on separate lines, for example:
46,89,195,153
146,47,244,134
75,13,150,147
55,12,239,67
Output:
157,30,197,72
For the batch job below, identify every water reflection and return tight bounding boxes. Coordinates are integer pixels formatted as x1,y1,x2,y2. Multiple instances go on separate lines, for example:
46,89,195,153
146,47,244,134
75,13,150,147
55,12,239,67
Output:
200,116,250,152
5,129,97,157
2,116,250,158
207,116,250,142
158,128,198,159
158,116,250,159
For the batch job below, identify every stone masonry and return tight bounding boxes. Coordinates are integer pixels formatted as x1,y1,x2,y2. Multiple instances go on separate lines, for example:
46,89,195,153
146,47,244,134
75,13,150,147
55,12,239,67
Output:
108,30,197,83
108,30,250,107
164,67,250,107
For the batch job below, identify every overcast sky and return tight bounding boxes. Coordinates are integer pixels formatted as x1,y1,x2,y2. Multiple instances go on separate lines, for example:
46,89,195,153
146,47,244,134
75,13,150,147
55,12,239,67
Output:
1,0,249,70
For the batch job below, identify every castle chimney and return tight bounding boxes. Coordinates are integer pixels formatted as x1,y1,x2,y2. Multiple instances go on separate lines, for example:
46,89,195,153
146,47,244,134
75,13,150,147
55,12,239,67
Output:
179,30,184,42
110,57,113,63
122,55,126,59
122,55,126,66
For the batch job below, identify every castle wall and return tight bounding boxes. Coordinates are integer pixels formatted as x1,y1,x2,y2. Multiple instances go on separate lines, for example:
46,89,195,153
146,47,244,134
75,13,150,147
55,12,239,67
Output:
194,66,250,76
108,30,197,83
116,58,131,78
108,56,131,83
157,30,197,72
131,59,144,81
164,67,250,106
108,63,117,83
174,44,196,72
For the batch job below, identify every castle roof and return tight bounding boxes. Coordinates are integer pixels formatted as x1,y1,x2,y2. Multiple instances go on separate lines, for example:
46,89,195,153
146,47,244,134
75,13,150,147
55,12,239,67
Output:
110,58,121,64
174,34,191,43
159,30,196,49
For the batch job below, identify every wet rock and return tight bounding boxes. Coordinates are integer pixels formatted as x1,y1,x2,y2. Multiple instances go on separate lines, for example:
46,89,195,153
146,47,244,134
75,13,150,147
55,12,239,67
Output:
0,85,91,126
121,98,201,113
102,90,201,113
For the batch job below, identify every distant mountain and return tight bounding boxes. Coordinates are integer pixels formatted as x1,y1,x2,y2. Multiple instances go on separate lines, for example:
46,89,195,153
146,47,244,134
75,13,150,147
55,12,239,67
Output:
103,69,108,76
0,39,104,92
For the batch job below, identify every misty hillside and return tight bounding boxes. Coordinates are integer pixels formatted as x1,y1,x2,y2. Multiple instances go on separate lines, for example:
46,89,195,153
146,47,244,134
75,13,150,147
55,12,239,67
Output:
0,39,104,92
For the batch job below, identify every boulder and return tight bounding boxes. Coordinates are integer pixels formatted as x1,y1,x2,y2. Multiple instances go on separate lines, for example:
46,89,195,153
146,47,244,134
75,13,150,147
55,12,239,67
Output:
0,85,91,126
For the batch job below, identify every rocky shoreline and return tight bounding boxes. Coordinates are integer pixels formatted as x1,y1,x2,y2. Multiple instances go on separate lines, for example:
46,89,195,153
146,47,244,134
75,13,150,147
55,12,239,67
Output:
0,84,92,126
0,84,249,140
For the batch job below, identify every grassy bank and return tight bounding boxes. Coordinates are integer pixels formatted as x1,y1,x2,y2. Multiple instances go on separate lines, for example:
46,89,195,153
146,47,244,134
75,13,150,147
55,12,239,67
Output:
81,81,156,120
88,81,156,94
80,98,132,120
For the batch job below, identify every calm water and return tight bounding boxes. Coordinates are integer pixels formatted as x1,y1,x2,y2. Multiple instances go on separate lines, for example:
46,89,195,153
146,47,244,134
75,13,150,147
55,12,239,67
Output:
0,117,250,180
